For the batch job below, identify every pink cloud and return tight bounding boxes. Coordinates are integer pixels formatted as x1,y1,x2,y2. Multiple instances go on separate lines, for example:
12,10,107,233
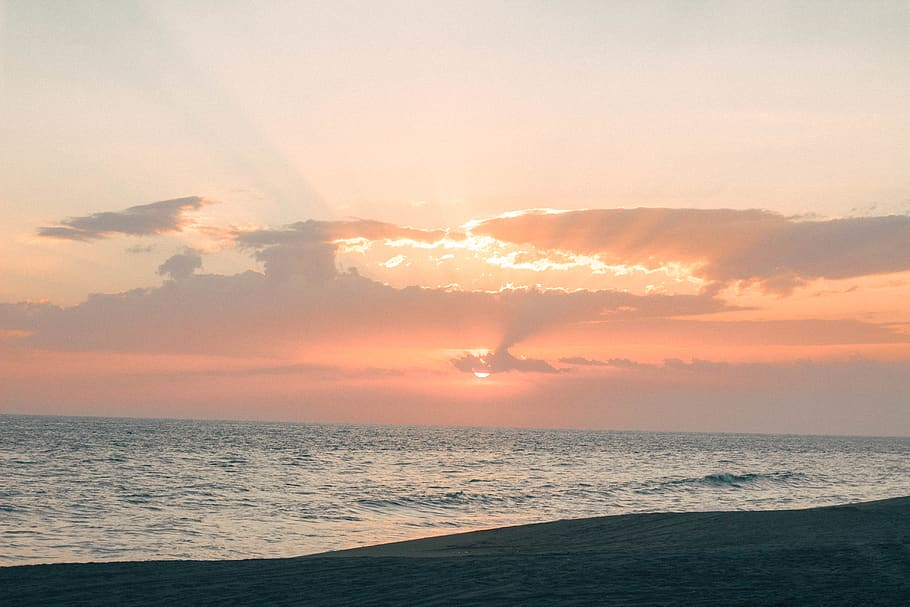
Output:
471,208,910,294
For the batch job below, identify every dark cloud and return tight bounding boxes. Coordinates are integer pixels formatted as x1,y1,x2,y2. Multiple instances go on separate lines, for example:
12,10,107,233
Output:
158,250,203,281
37,196,207,241
472,208,910,294
559,356,609,366
452,348,558,375
557,356,647,368
254,240,338,282
37,226,96,241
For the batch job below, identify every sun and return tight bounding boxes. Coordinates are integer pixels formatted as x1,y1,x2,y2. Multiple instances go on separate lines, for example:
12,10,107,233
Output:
473,371,491,379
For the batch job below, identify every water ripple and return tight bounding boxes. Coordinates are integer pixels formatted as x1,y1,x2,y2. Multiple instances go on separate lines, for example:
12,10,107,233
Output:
1,414,908,565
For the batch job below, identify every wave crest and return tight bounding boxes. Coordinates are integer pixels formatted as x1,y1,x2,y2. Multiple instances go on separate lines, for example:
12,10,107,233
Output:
638,471,806,493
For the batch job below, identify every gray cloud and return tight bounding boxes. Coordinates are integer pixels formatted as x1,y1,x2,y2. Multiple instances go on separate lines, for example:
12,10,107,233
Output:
472,208,910,294
559,356,609,366
253,241,338,282
158,250,203,281
452,348,558,375
557,356,645,368
38,196,207,241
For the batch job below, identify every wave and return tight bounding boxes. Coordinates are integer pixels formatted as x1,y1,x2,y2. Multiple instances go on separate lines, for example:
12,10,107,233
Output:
639,471,806,493
352,490,527,514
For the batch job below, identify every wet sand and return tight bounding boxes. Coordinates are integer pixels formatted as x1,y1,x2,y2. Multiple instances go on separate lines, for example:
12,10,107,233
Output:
2,496,908,606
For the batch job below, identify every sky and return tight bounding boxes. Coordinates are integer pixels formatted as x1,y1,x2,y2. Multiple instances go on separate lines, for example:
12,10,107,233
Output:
1,1,909,435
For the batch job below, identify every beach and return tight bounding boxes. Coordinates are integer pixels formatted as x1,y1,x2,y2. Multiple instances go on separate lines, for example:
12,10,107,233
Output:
2,496,908,606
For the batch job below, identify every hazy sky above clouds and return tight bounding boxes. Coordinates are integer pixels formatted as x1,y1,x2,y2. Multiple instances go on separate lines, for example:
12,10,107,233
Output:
1,1,909,434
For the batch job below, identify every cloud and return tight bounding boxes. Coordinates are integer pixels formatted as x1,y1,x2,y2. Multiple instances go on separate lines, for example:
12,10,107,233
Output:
254,240,338,282
558,356,644,368
37,196,207,241
12,205,908,362
232,218,457,282
0,260,728,358
8,204,910,434
158,249,203,280
471,208,910,294
451,348,558,375
235,219,449,249
228,218,737,356
559,356,608,366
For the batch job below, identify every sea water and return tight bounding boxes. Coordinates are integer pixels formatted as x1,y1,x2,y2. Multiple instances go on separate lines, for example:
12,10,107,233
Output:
1,414,908,565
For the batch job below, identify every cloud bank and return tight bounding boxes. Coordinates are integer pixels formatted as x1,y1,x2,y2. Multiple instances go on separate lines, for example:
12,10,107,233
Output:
14,204,910,361
0,267,728,357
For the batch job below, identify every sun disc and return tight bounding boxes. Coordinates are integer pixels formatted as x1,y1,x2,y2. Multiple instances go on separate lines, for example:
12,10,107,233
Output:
473,371,490,379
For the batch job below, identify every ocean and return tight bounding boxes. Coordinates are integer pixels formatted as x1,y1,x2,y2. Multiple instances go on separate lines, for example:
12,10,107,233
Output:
2,414,908,566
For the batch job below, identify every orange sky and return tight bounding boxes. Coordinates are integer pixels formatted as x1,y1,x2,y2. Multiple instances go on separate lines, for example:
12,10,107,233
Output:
2,203,909,435
2,3,909,434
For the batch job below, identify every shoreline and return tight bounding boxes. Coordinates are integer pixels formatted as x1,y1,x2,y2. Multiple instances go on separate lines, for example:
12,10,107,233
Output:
3,496,909,605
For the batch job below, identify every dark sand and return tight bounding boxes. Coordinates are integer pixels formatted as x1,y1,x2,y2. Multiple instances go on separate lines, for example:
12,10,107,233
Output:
3,497,909,606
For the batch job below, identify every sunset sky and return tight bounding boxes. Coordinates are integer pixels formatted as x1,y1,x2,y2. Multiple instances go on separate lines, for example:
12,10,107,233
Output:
2,1,909,434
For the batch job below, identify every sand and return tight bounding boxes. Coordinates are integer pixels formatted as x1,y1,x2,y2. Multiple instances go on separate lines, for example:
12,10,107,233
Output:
2,496,909,606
